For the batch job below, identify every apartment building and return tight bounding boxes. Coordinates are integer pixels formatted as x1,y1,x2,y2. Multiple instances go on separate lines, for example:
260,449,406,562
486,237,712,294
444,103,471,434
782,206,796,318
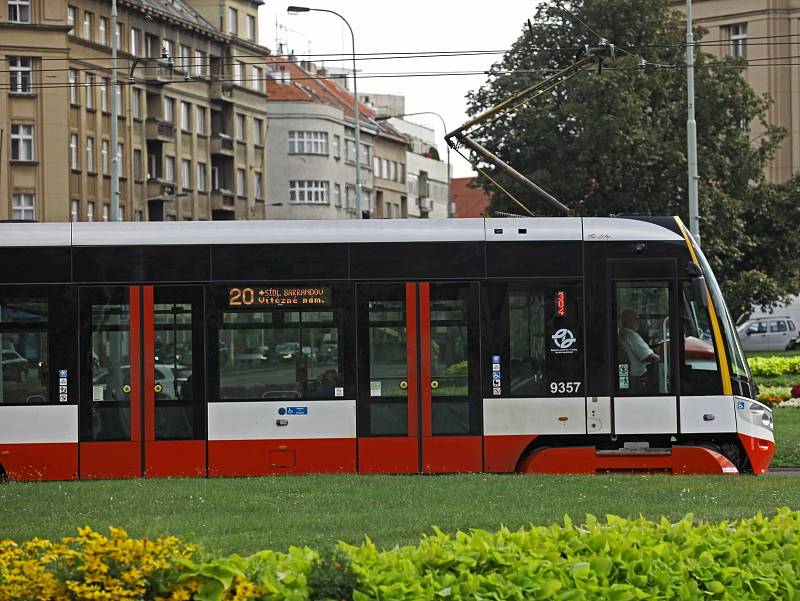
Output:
265,57,410,219
671,0,800,182
0,0,269,222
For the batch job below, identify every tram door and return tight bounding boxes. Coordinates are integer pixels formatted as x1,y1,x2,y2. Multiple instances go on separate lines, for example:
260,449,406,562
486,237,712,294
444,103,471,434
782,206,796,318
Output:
79,286,206,478
609,261,679,435
357,282,481,473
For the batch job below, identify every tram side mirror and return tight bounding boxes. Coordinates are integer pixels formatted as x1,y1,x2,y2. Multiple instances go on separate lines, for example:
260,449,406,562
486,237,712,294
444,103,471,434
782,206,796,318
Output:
691,276,708,309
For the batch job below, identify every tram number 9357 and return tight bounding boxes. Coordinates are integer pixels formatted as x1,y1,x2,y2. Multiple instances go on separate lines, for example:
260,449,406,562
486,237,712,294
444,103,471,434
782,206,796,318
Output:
550,381,582,394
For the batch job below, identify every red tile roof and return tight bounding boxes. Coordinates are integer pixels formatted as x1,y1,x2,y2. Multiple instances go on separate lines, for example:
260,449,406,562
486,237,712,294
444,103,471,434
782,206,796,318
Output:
265,56,376,127
451,177,490,217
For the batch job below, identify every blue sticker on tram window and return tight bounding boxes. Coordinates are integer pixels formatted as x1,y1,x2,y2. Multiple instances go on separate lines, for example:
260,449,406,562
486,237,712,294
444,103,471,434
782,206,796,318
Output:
59,369,68,378
492,355,501,363
286,407,308,415
492,371,501,379
737,400,745,410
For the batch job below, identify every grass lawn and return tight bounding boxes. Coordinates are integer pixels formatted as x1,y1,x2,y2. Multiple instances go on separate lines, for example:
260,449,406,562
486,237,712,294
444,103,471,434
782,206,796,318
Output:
774,407,800,467
1,474,799,555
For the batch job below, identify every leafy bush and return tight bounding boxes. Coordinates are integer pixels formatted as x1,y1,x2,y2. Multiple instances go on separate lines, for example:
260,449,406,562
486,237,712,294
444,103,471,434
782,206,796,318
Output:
4,511,800,600
748,356,800,377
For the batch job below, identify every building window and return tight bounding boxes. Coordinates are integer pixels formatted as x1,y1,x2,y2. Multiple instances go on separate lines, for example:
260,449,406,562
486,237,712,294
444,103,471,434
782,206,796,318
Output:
373,156,381,177
289,180,329,204
87,201,95,222
9,57,32,94
83,11,93,41
332,135,341,158
71,199,79,222
254,172,263,199
133,148,143,180
234,61,244,85
391,161,398,181
115,82,122,113
197,162,207,192
117,143,124,177
236,168,246,196
70,134,79,170
99,16,108,45
67,6,77,33
196,106,207,135
288,131,328,155
9,0,31,23
730,23,747,58
11,124,34,161
345,139,355,162
69,69,78,104
345,185,354,209
145,33,159,58
115,22,122,51
399,163,406,183
100,77,109,112
101,140,109,174
85,74,95,109
361,144,371,166
253,118,263,145
163,39,174,63
228,7,238,35
130,28,141,56
132,88,142,119
86,136,95,172
11,193,35,221
194,50,206,77
165,156,175,182
102,204,110,222
235,114,246,142
247,14,256,41
180,102,191,131
179,44,191,72
333,183,342,207
251,66,263,92
163,97,175,123
181,159,192,189
383,158,390,179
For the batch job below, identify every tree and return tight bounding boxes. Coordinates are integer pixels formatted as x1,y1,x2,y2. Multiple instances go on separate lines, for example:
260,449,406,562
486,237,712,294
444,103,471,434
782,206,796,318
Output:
465,0,797,316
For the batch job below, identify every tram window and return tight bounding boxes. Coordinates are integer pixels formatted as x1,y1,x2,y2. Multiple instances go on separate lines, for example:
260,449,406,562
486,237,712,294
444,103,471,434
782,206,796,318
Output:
484,283,583,398
614,283,673,396
679,281,722,395
153,302,195,440
367,299,408,435
0,298,48,404
219,310,343,400
90,304,132,441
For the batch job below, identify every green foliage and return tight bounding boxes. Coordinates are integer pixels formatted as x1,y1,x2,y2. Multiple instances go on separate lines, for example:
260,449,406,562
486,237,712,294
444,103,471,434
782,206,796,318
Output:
442,360,468,377
6,512,800,599
308,548,359,601
748,356,800,377
465,0,798,317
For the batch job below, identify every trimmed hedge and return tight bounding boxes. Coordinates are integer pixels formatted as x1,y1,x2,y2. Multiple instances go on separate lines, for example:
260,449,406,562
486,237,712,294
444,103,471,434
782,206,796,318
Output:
2,510,800,600
748,356,800,378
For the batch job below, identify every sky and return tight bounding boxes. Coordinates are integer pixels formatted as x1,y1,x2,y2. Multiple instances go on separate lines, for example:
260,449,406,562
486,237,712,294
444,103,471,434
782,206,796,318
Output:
259,1,538,178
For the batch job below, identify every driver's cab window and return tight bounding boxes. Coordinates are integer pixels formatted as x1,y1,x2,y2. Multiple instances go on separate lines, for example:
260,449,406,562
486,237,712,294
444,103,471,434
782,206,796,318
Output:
614,282,672,396
679,281,722,395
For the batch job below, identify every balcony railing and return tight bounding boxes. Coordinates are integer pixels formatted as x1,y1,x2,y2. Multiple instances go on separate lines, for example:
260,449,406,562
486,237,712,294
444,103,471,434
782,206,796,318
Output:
145,118,175,142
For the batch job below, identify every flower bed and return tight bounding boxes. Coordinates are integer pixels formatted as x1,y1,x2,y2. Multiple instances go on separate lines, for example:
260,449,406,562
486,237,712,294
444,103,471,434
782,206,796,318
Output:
3,510,800,600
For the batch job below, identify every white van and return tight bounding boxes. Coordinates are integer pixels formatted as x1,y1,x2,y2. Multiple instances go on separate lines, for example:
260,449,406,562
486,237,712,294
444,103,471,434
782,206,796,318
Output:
737,316,799,352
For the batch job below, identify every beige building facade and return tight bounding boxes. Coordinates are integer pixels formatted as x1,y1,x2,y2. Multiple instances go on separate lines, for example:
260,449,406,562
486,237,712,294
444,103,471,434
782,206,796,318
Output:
372,125,408,219
672,0,800,182
1,0,269,222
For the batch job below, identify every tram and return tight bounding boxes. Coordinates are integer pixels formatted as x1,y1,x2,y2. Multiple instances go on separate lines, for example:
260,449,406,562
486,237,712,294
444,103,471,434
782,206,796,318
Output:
0,216,774,480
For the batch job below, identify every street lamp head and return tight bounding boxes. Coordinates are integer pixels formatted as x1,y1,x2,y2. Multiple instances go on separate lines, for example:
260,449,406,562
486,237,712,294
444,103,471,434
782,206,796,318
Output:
287,6,311,15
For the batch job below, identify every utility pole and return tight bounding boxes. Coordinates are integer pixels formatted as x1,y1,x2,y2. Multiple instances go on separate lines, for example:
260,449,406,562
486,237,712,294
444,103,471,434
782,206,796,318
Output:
111,0,120,221
686,0,700,243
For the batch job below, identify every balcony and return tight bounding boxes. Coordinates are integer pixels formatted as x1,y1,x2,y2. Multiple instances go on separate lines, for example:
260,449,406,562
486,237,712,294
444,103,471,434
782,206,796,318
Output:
210,133,235,157
210,79,234,103
146,119,175,142
211,188,236,211
146,179,176,201
144,62,175,86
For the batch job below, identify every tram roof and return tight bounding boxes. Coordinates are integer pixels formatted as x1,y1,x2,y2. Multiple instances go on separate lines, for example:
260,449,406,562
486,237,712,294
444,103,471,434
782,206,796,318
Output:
0,217,683,247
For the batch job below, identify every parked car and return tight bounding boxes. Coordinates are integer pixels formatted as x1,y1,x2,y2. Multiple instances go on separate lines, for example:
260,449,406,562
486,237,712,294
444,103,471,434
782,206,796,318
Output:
737,316,799,352
237,346,270,364
1,350,29,381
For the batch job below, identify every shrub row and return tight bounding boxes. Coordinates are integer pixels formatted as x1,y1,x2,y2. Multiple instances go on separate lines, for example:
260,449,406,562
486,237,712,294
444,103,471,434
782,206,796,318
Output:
2,510,800,600
748,355,800,377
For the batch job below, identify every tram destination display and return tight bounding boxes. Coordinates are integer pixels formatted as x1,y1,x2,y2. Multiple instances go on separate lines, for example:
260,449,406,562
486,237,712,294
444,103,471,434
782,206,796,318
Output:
228,286,331,307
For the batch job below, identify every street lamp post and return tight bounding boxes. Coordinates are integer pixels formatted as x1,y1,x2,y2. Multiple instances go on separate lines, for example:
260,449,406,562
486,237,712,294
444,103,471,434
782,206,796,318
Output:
377,111,451,217
111,0,120,221
288,6,362,219
686,0,700,243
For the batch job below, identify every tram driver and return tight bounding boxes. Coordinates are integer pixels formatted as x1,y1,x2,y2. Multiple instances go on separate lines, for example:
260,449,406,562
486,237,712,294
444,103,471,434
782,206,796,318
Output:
619,310,662,391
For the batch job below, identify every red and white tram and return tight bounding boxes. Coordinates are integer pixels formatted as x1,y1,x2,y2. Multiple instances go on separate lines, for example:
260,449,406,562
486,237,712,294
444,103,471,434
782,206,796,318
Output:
0,216,774,480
